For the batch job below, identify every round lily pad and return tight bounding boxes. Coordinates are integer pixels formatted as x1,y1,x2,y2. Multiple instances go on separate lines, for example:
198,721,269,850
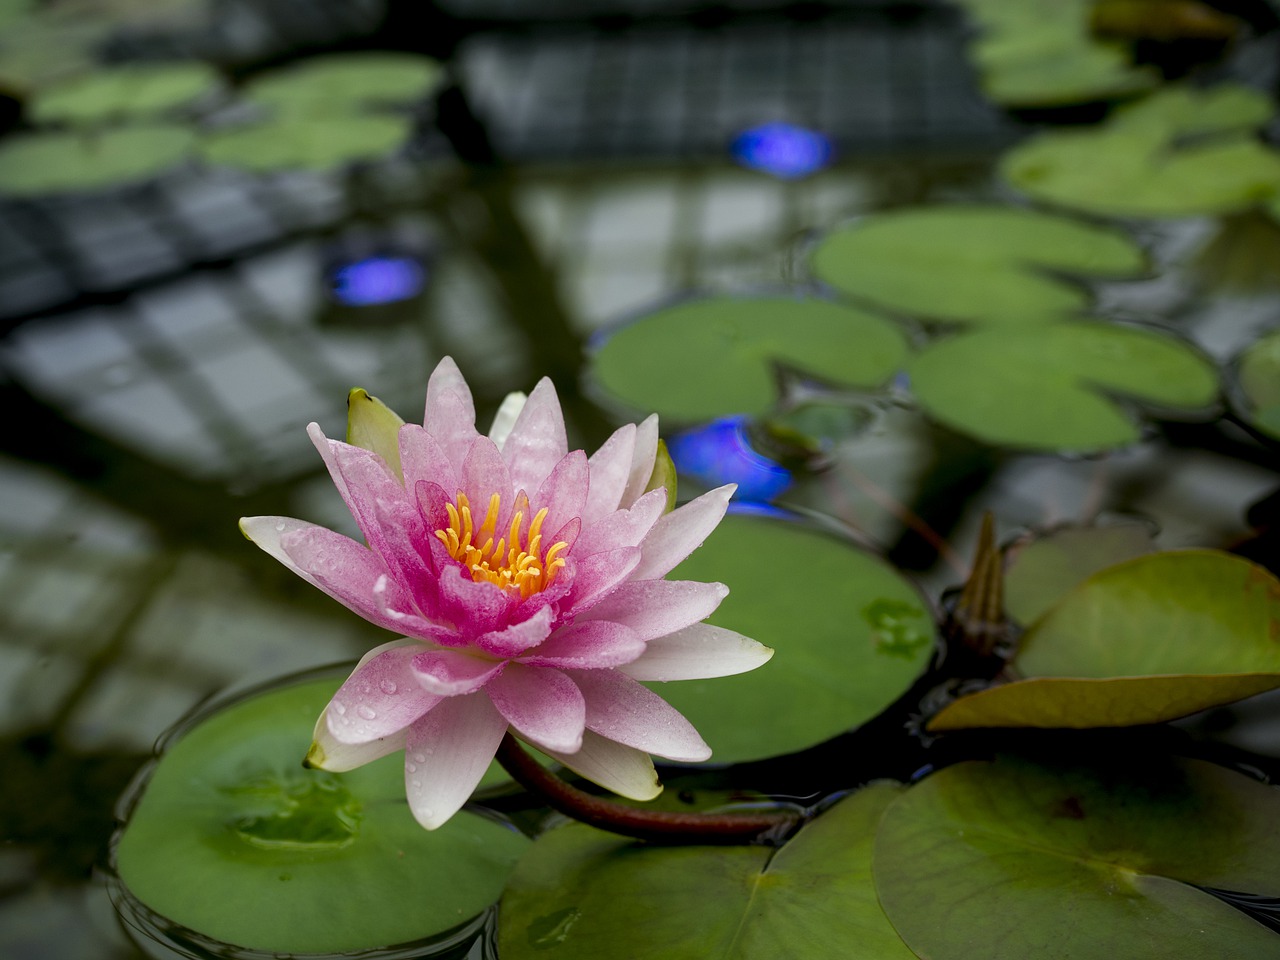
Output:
660,514,935,763
0,126,194,195
114,671,529,955
809,205,1147,326
1237,327,1280,439
906,320,1218,451
1005,522,1156,625
499,782,914,960
590,297,909,422
30,62,221,125
199,114,411,171
874,755,1280,959
1002,85,1280,218
244,53,443,116
929,550,1280,730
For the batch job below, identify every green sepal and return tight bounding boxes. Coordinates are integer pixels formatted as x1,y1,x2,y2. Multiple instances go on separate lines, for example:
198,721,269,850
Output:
346,388,405,480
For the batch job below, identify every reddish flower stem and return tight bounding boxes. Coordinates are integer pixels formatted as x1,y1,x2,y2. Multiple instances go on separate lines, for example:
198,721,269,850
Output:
494,734,801,845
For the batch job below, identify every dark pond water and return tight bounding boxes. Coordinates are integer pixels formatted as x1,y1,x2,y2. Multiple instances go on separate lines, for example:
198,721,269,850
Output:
3,1,1280,958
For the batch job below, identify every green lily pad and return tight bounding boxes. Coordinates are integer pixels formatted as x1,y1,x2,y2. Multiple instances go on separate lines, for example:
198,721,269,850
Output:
0,126,193,195
1005,522,1156,625
906,320,1218,451
244,52,443,116
199,114,411,171
874,755,1280,960
809,205,1147,326
114,672,529,955
929,550,1280,730
590,297,909,422
1237,327,1280,439
499,782,914,960
30,62,221,125
1002,84,1280,218
660,514,934,763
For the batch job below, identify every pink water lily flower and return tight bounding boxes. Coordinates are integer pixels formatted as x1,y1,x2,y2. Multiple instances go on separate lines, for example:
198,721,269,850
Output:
241,358,772,829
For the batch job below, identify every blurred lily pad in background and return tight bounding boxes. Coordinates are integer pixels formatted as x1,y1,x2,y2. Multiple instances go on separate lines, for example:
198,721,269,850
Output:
1237,327,1280,439
0,125,194,195
29,61,222,125
243,52,443,116
809,205,1147,326
906,320,1217,451
590,297,909,422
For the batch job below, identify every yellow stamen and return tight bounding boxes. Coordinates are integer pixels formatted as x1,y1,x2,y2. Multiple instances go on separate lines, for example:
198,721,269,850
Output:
435,491,569,599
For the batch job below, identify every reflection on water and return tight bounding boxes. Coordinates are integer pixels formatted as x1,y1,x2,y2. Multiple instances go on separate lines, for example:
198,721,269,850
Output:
2,1,1279,958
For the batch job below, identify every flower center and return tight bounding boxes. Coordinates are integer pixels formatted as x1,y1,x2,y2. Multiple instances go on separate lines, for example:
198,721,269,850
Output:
435,492,568,599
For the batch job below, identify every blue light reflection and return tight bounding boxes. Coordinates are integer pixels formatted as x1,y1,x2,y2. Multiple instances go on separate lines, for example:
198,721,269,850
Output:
328,255,427,307
730,122,833,179
667,416,793,504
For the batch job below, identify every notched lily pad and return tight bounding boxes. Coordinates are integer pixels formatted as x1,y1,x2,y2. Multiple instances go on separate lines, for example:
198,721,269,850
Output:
30,61,221,125
809,205,1147,326
499,782,914,960
114,672,529,955
199,114,411,171
244,52,443,116
906,320,1218,451
662,514,935,763
874,754,1280,960
590,296,909,422
0,125,194,195
1002,84,1280,218
929,550,1280,730
1236,327,1280,439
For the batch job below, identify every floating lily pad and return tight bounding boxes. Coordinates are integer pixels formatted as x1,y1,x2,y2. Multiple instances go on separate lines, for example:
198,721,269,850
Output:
1005,522,1156,624
874,755,1280,960
590,297,909,422
929,550,1280,730
809,206,1147,326
199,114,411,171
499,782,914,960
953,0,1159,107
660,514,934,763
0,125,193,195
1237,327,1280,439
245,52,443,116
1002,84,1280,217
115,672,529,955
30,62,221,125
906,320,1218,451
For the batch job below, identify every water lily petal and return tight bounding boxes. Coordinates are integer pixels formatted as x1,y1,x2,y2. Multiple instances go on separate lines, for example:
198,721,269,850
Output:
520,620,646,669
460,436,515,533
424,356,481,470
630,484,735,581
619,414,659,509
573,488,668,559
566,546,642,612
474,605,554,657
399,424,457,499
576,579,729,641
436,564,519,638
539,729,662,801
485,663,585,754
411,649,506,696
618,623,775,681
307,717,405,773
583,423,636,525
242,517,424,636
533,450,589,543
568,668,711,762
501,377,567,496
404,692,509,830
327,643,443,744
487,390,527,450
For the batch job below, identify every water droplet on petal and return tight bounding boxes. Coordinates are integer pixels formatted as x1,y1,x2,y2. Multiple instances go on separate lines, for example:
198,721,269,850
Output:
411,780,423,790
379,679,398,695
357,705,377,720
412,752,427,764
332,702,347,716
419,807,433,820
405,762,417,774
275,521,286,532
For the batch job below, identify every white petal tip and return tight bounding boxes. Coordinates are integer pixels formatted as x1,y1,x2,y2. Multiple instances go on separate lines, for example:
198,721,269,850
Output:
304,740,330,770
